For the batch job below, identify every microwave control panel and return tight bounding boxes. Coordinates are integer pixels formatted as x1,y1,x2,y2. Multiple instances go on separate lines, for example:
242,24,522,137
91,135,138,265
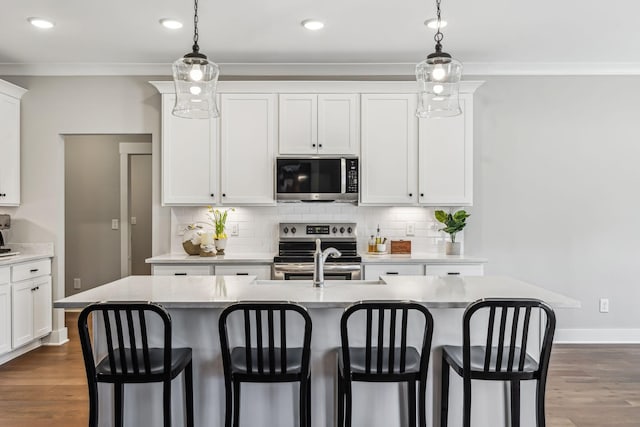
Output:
346,159,358,193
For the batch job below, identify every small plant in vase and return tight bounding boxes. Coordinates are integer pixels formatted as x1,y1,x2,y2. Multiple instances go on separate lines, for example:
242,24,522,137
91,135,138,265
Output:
207,207,234,255
435,209,470,255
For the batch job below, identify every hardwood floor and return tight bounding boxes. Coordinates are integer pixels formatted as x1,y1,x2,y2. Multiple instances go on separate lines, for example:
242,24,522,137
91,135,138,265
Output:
1,313,639,426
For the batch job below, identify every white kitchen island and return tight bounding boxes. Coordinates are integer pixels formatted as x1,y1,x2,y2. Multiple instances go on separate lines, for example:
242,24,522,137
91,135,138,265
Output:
55,275,579,427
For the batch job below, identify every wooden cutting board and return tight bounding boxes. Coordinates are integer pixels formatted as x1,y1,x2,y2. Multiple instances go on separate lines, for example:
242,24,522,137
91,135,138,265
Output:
390,240,411,254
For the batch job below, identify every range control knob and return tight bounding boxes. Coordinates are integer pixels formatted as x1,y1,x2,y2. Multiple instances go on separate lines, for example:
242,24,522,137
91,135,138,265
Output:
291,227,297,234
340,227,345,234
347,227,353,234
332,226,338,234
283,227,289,234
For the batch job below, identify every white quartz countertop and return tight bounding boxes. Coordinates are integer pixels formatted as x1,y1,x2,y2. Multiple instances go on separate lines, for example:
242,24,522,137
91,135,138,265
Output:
0,243,54,266
54,275,579,309
361,253,487,264
146,252,276,264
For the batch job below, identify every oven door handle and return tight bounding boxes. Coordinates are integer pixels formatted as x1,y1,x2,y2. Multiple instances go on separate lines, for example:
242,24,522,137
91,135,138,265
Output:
273,263,362,273
341,158,346,194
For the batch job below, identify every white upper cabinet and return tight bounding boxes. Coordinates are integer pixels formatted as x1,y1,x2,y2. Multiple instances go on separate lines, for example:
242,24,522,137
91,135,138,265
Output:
161,94,218,205
418,94,473,206
0,80,27,207
360,94,418,205
279,94,359,155
220,94,276,205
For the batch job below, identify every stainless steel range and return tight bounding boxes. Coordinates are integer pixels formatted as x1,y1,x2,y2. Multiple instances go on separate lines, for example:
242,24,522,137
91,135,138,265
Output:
273,222,362,280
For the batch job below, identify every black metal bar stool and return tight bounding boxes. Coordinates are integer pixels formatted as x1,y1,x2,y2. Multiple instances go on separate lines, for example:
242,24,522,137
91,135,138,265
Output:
77,301,194,427
440,298,556,427
218,302,313,427
338,301,434,427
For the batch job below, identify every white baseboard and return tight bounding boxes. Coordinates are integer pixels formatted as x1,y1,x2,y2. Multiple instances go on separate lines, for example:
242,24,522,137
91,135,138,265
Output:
0,340,42,365
43,327,69,346
555,328,640,344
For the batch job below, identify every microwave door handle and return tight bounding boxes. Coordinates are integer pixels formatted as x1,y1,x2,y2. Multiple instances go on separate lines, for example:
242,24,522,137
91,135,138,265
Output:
341,158,346,194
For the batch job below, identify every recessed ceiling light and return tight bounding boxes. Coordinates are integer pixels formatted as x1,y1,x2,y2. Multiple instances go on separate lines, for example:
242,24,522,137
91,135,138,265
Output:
28,17,55,29
424,18,448,29
160,18,183,30
301,20,324,31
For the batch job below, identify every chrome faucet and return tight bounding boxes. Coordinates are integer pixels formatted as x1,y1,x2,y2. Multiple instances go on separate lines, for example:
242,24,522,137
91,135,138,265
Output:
313,238,342,287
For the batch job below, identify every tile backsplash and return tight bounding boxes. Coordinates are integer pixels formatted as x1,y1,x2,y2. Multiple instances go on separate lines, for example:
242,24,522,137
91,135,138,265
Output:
170,204,464,255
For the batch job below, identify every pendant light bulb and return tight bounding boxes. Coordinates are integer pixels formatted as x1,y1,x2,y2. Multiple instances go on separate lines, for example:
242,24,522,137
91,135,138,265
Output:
189,64,204,82
190,86,202,95
431,65,447,81
433,84,444,94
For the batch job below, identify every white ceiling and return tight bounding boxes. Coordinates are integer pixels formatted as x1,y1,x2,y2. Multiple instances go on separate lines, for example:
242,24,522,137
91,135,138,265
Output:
1,0,640,76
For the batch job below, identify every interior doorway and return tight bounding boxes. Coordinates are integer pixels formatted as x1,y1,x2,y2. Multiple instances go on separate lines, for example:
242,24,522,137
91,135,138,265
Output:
64,134,152,296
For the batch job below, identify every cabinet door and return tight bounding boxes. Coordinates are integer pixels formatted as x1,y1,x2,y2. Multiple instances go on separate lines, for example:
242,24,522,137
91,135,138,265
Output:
0,92,21,206
220,94,276,205
279,94,317,154
364,264,425,280
0,283,10,355
317,94,359,155
33,276,52,339
162,94,218,205
418,94,473,206
12,281,34,348
360,94,418,205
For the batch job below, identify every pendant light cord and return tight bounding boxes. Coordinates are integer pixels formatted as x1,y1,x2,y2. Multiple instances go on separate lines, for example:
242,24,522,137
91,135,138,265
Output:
434,0,444,52
192,0,200,53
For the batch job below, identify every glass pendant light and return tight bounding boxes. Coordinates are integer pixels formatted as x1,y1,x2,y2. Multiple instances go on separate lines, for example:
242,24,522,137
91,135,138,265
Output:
172,0,219,119
416,0,462,118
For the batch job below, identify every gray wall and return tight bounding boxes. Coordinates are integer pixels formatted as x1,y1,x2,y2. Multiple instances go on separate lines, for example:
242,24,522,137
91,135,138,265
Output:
64,135,150,296
130,154,152,275
2,74,639,334
466,75,640,330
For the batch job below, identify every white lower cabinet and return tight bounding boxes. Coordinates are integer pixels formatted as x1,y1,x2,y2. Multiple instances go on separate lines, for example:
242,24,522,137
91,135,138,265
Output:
214,264,271,280
11,276,51,349
152,265,213,276
0,278,11,355
364,264,425,280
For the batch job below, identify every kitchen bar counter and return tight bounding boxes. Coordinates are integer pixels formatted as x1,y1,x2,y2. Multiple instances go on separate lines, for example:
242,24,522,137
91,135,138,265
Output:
0,243,54,266
55,276,578,427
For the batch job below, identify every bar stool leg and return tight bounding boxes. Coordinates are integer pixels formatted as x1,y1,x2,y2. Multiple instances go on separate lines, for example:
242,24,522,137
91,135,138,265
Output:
510,380,521,427
345,379,353,427
163,380,172,427
337,371,345,427
440,357,450,427
307,376,312,427
224,377,232,427
233,380,241,427
419,378,427,427
88,380,99,427
114,383,124,427
408,380,417,427
300,377,308,427
536,378,547,427
185,361,194,427
462,376,471,427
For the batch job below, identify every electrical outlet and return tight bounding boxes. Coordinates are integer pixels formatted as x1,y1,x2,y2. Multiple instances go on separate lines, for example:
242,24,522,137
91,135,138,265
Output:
599,298,609,313
111,219,119,230
230,223,239,236
73,278,81,290
177,224,187,236
130,216,137,225
406,223,415,236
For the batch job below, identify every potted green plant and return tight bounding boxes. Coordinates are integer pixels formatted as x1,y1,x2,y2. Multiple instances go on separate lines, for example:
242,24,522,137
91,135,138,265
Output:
435,209,470,255
207,207,234,255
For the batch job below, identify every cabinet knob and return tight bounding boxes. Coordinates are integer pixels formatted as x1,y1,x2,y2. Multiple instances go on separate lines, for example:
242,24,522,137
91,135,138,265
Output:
210,193,215,197
420,193,424,197
409,193,413,197
222,193,226,197
312,144,316,148
318,144,323,148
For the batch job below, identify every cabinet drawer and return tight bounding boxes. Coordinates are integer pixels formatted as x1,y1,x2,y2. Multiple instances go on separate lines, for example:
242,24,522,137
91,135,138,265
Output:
0,267,9,285
425,264,484,276
152,265,213,276
11,259,51,282
214,265,272,280
364,264,424,280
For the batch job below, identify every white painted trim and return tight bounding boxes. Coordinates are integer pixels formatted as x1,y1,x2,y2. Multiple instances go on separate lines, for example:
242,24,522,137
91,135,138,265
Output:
5,61,640,77
555,328,640,344
0,79,27,99
42,327,69,346
0,340,42,365
150,80,485,95
119,143,152,277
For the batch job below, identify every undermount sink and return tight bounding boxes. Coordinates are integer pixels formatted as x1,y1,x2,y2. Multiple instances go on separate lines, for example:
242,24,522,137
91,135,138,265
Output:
253,279,387,286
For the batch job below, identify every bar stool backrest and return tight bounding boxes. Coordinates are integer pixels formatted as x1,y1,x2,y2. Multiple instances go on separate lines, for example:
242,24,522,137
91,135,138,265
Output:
78,301,172,380
463,298,556,375
341,301,434,375
219,302,312,376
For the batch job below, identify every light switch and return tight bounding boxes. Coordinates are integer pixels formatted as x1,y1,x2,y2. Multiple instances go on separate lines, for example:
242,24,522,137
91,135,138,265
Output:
131,216,137,225
406,223,415,236
230,224,239,236
111,219,119,230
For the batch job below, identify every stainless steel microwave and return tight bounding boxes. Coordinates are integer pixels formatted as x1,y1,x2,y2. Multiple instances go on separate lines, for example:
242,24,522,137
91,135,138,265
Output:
276,157,359,202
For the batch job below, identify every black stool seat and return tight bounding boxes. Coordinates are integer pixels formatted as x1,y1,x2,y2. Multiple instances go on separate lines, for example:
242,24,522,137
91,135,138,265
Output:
96,348,193,380
339,347,422,375
442,345,539,377
230,347,304,374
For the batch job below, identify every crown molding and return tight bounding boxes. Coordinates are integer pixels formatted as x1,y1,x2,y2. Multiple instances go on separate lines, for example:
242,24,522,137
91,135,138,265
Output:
3,61,640,77
0,79,27,98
